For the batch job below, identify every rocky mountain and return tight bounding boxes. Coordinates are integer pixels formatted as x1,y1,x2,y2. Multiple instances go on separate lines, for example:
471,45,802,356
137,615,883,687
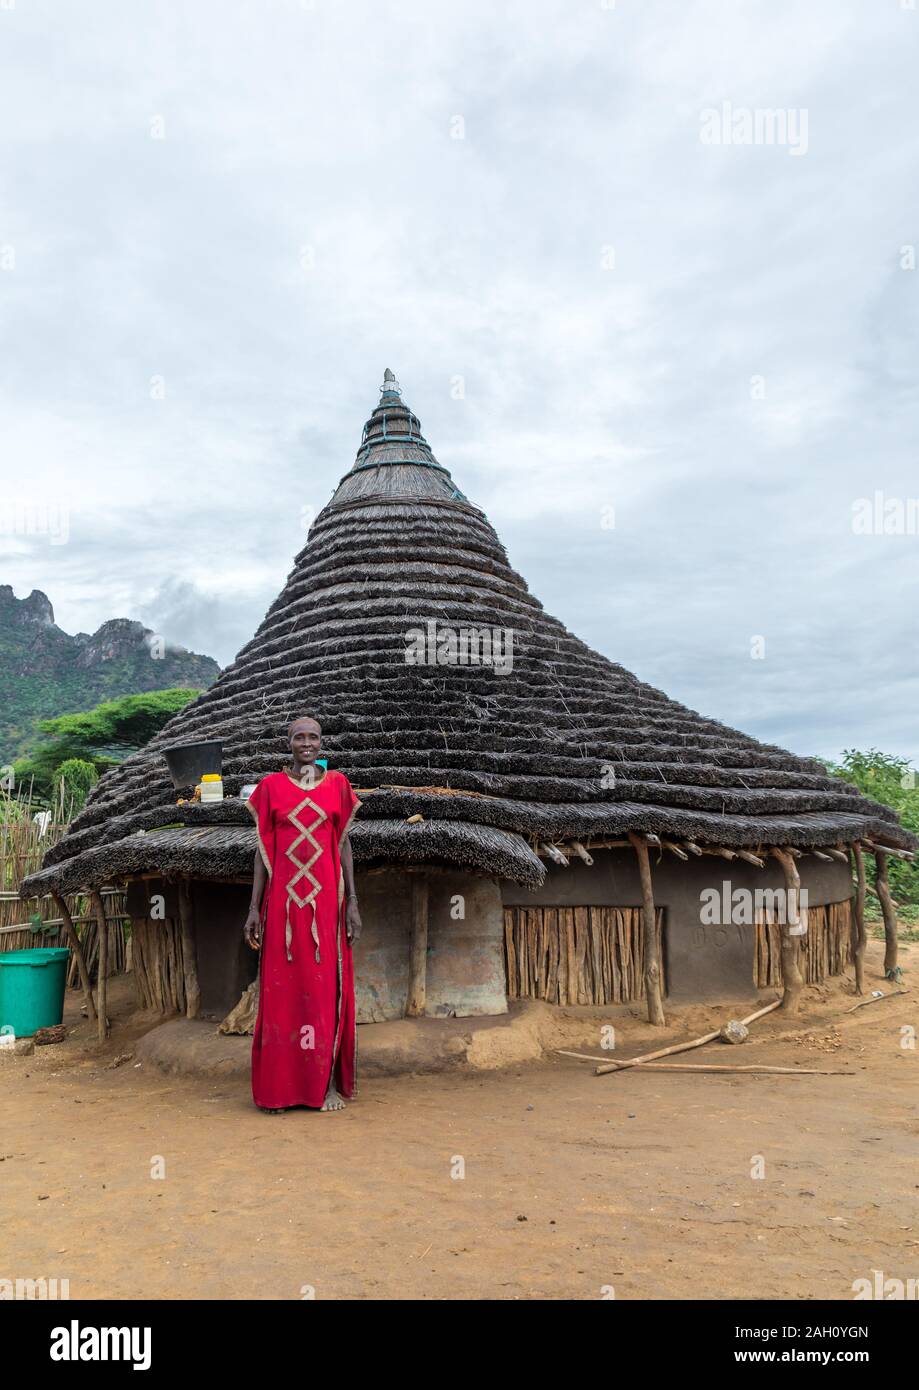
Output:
0,585,221,763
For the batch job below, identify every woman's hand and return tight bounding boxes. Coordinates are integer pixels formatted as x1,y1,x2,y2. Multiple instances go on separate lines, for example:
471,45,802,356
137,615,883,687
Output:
346,898,362,945
243,906,262,951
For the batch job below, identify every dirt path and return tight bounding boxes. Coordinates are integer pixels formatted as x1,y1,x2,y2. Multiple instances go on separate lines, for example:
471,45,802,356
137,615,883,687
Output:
2,941,917,1300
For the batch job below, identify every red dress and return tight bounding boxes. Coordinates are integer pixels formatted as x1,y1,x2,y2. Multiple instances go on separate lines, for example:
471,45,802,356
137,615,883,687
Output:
246,768,361,1109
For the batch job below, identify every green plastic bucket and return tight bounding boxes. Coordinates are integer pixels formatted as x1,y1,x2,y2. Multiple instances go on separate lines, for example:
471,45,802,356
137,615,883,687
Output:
0,947,71,1039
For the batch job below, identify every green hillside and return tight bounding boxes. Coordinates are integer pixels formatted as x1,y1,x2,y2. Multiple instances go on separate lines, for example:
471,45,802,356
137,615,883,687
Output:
0,585,220,764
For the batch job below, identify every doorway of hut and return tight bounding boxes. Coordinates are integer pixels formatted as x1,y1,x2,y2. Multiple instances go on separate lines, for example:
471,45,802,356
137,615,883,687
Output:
502,904,666,1006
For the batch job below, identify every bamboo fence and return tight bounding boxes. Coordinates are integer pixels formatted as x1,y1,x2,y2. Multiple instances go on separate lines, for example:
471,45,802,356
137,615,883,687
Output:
0,795,128,984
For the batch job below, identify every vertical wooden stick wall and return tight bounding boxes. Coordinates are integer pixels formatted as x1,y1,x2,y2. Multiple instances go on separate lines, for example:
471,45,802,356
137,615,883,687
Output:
406,875,428,1017
628,834,665,1025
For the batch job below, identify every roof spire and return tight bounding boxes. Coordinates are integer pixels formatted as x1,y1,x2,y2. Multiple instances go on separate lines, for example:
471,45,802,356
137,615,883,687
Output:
380,367,402,399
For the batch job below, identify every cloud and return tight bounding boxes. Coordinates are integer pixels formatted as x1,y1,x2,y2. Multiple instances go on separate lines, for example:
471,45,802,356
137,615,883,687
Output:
0,0,916,762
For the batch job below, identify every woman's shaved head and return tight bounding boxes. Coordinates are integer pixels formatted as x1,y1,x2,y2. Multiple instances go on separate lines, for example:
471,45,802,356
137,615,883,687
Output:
288,716,321,737
288,717,322,769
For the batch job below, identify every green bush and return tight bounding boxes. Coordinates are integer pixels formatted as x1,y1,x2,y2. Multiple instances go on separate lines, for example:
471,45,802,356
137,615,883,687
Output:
54,758,99,815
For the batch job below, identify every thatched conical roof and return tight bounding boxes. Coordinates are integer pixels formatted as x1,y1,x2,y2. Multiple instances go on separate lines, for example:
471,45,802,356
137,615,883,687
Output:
22,372,915,896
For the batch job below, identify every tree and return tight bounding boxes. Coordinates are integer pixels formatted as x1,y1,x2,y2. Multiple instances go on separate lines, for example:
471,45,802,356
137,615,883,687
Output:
823,748,919,909
12,688,201,802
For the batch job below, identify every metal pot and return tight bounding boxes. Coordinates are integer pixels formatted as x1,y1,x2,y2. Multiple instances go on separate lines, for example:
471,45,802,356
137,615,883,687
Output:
160,740,223,789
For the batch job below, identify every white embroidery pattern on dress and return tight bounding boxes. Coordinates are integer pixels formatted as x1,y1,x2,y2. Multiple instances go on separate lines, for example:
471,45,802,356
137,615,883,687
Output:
284,794,327,962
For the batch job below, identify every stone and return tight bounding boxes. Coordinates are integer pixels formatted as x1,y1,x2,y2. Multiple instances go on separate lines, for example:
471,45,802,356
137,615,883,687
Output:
719,1020,749,1044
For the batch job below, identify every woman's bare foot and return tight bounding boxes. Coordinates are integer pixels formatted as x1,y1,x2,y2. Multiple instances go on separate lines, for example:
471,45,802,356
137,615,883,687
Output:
320,1084,345,1112
260,1106,285,1114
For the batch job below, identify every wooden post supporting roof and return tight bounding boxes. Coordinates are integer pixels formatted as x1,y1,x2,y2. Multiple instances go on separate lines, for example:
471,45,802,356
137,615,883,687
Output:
770,848,804,1013
177,878,201,1020
90,889,109,1043
627,833,666,1026
851,842,867,995
51,890,97,1022
406,875,429,1018
874,851,898,979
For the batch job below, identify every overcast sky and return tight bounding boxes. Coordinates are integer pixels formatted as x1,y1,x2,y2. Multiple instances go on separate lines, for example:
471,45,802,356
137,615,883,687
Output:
1,0,917,765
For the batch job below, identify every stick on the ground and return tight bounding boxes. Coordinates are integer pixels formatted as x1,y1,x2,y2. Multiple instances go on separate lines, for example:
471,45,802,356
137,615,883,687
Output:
595,998,782,1075
845,990,909,1013
620,1063,851,1076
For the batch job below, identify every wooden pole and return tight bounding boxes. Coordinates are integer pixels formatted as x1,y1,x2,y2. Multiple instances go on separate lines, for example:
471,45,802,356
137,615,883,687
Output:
406,876,429,1018
177,878,201,1019
601,1062,848,1076
874,851,898,979
90,889,109,1043
51,891,97,1021
864,840,914,861
851,842,867,995
628,833,665,1026
770,848,804,1013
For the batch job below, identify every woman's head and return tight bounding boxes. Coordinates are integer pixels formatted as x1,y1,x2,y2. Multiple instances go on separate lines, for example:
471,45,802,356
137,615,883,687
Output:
288,716,321,765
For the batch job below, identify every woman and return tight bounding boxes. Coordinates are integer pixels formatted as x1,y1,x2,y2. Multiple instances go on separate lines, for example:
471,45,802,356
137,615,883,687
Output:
243,716,362,1113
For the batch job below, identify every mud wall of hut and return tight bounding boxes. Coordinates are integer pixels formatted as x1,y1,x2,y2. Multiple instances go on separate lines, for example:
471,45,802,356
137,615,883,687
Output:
124,850,854,1024
354,869,506,1021
501,849,854,1001
126,868,507,1024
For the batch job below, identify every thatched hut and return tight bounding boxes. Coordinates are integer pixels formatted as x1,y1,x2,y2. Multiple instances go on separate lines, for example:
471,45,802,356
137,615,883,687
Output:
21,371,916,1031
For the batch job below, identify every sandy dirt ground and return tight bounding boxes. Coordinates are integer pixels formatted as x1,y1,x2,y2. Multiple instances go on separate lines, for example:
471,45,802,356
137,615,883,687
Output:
1,938,917,1301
